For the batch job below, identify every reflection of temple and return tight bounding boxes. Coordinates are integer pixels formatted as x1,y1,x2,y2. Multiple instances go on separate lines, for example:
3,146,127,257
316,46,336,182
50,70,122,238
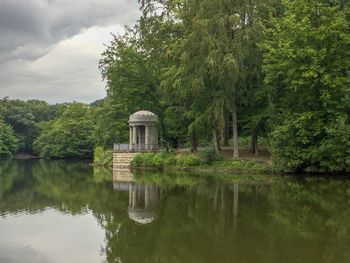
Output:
113,171,160,225
128,184,159,224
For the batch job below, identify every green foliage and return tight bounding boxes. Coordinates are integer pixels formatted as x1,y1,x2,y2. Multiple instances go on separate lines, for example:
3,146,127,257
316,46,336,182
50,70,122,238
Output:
0,98,59,153
197,148,221,164
0,120,18,158
131,151,270,173
262,0,350,173
317,117,350,172
93,147,113,167
0,0,348,174
175,154,201,167
271,113,350,173
131,152,200,170
91,98,129,147
99,0,265,154
33,103,94,158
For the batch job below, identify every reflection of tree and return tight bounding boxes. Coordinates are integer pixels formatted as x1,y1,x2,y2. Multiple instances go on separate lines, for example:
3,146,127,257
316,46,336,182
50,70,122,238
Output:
0,160,52,212
108,176,350,263
0,160,12,199
1,161,350,262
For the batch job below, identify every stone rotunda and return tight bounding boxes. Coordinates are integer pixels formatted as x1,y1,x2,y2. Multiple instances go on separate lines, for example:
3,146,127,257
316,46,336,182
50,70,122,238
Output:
113,110,159,171
128,110,158,150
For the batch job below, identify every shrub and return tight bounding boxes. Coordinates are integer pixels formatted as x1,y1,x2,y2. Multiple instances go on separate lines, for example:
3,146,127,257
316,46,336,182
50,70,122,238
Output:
131,152,200,169
175,154,200,167
131,153,145,167
197,148,220,164
270,113,350,173
163,154,177,166
93,146,113,167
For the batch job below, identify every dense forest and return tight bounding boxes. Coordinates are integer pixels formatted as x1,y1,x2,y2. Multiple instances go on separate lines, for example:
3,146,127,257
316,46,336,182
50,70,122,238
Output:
0,0,349,173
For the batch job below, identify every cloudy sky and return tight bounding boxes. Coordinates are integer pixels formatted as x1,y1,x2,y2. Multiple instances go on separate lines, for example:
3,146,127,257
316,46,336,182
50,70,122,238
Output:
0,0,140,103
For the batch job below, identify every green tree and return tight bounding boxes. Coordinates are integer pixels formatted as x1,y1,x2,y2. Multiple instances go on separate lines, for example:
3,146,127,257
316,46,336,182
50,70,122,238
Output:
99,2,183,146
262,0,350,172
33,103,94,158
0,98,59,153
0,120,18,158
91,98,129,147
166,0,265,156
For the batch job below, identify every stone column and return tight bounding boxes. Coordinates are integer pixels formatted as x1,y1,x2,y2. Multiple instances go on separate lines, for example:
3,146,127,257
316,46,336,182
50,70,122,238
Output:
137,127,141,149
129,126,133,146
145,125,150,150
154,126,158,148
132,126,137,148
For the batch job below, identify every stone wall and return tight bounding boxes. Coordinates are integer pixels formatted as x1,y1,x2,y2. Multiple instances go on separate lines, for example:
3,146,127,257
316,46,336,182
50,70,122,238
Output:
113,152,137,172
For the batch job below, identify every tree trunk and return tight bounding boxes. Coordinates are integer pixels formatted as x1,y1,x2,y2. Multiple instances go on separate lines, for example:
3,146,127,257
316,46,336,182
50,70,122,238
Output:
223,112,229,146
232,102,239,158
251,129,259,156
190,130,198,153
212,127,219,156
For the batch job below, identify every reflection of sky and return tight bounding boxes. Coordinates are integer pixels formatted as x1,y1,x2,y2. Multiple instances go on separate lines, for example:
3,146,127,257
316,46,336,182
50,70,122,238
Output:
0,208,105,263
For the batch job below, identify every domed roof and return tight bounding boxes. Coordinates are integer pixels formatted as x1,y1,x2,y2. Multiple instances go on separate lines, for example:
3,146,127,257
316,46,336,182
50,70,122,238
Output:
129,110,158,123
128,207,155,224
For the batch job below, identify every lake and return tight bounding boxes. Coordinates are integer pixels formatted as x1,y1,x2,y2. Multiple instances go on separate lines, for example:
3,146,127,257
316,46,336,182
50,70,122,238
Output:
0,160,349,263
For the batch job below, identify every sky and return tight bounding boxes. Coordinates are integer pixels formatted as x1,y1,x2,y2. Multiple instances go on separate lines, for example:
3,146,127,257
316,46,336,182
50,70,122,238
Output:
0,0,140,103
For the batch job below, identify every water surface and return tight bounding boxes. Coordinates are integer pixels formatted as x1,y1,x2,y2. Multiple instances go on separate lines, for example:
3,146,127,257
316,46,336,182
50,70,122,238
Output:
0,160,349,263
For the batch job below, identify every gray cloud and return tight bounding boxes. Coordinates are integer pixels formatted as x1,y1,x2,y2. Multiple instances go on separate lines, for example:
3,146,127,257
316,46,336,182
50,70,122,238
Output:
0,0,140,103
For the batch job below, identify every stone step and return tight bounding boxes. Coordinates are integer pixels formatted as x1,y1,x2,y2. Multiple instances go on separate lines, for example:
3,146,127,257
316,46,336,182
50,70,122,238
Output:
114,155,135,159
113,167,132,172
113,153,136,157
113,161,132,165
113,165,131,168
114,158,134,162
113,153,137,170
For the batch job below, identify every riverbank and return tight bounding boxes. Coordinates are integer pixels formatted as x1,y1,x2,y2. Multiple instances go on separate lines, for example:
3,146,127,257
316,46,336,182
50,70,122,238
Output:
13,153,40,160
130,151,272,174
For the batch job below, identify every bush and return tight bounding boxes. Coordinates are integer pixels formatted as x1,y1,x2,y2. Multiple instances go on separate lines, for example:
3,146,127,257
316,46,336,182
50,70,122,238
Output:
131,152,270,173
132,152,165,169
163,154,177,166
197,148,220,164
270,113,350,173
131,152,200,169
175,154,200,167
93,146,113,167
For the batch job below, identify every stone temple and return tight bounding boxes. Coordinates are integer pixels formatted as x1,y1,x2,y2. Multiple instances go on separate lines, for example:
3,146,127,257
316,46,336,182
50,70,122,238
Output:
113,110,159,171
128,110,158,150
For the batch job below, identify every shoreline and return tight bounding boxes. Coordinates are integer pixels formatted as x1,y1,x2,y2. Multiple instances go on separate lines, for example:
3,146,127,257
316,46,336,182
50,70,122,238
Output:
13,154,40,160
131,164,272,175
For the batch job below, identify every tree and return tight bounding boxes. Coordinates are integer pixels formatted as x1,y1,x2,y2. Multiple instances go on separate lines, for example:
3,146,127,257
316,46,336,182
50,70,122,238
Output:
99,2,183,146
91,98,129,147
169,0,266,157
0,98,59,153
0,120,18,158
262,0,350,172
33,103,94,158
